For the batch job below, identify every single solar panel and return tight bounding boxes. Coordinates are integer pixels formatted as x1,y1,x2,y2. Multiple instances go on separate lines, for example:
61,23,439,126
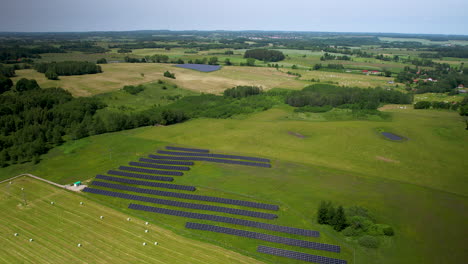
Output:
95,174,195,191
119,166,183,176
129,161,190,171
83,187,276,219
257,245,347,264
107,170,174,182
165,146,209,153
139,158,194,166
157,150,270,163
148,155,271,168
185,222,339,253
128,203,318,237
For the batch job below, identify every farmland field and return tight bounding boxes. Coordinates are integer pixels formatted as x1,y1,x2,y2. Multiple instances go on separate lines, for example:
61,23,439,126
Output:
1,105,467,264
0,177,263,264
11,64,307,96
2,28,468,264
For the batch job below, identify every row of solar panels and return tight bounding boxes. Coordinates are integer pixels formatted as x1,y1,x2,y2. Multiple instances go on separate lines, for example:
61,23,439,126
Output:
166,146,209,153
257,245,347,264
139,157,194,166
108,170,174,182
119,166,183,176
95,175,196,191
128,161,190,171
128,203,318,237
157,150,270,163
93,179,277,210
149,155,271,168
185,222,340,253
83,187,276,219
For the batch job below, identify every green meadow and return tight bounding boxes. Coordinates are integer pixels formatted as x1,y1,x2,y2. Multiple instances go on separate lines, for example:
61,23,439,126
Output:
1,105,467,264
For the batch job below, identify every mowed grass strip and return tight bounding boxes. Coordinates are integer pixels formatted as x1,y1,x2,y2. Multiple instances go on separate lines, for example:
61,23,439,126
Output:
0,177,264,264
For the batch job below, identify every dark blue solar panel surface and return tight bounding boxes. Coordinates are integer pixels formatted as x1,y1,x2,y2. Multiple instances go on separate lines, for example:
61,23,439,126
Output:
119,166,183,176
257,245,347,264
139,158,194,166
107,170,174,182
381,132,404,141
148,155,271,168
157,150,270,163
128,161,190,171
185,222,340,253
95,174,195,191
92,181,277,210
174,64,221,72
165,146,209,153
83,187,276,219
128,203,318,237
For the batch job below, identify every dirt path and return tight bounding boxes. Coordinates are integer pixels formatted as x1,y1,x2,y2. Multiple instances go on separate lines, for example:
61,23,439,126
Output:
0,174,72,189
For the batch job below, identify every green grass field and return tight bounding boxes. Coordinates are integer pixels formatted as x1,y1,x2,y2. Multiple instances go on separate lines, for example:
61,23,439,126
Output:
1,105,467,264
0,177,263,264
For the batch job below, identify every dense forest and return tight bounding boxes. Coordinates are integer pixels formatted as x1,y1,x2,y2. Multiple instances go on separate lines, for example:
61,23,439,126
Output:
286,84,412,109
34,61,102,79
244,49,285,62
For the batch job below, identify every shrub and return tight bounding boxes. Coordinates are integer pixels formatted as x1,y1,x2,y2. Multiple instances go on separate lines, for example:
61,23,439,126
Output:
294,105,333,113
367,224,386,236
123,85,145,95
348,216,374,232
414,101,431,109
383,225,394,236
358,235,380,248
45,69,59,80
96,58,107,64
163,71,175,79
342,226,362,237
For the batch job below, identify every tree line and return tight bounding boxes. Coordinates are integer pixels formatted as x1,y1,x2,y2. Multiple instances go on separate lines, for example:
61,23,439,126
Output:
223,86,262,98
285,84,413,109
34,61,102,79
244,49,285,62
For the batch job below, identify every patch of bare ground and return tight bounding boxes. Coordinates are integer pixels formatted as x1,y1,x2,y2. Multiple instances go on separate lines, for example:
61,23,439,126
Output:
376,156,400,163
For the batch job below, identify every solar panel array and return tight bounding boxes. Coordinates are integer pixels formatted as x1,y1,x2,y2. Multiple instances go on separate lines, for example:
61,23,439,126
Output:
92,180,276,210
84,186,277,219
128,204,319,237
185,222,340,253
107,170,174,182
119,166,183,176
95,174,196,191
257,245,347,264
129,161,190,171
139,158,194,166
157,150,270,163
166,146,209,153
148,155,271,168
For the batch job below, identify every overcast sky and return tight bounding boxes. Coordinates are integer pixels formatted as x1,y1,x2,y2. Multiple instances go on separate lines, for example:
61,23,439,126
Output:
1,0,467,35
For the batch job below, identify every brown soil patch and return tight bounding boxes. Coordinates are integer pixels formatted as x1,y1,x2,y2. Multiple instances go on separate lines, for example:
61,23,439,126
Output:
376,156,400,163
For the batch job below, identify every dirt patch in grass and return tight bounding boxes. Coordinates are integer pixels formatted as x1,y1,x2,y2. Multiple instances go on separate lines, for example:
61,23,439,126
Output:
288,131,305,138
376,156,400,163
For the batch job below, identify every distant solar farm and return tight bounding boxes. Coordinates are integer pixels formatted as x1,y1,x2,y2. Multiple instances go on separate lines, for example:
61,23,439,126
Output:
175,64,221,72
83,145,348,264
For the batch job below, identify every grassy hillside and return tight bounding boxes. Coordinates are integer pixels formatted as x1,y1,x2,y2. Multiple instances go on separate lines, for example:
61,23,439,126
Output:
0,177,263,264
1,106,466,264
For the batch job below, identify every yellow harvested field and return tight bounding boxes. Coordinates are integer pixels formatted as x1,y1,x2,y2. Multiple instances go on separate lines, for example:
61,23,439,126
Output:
297,70,399,88
12,64,306,96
